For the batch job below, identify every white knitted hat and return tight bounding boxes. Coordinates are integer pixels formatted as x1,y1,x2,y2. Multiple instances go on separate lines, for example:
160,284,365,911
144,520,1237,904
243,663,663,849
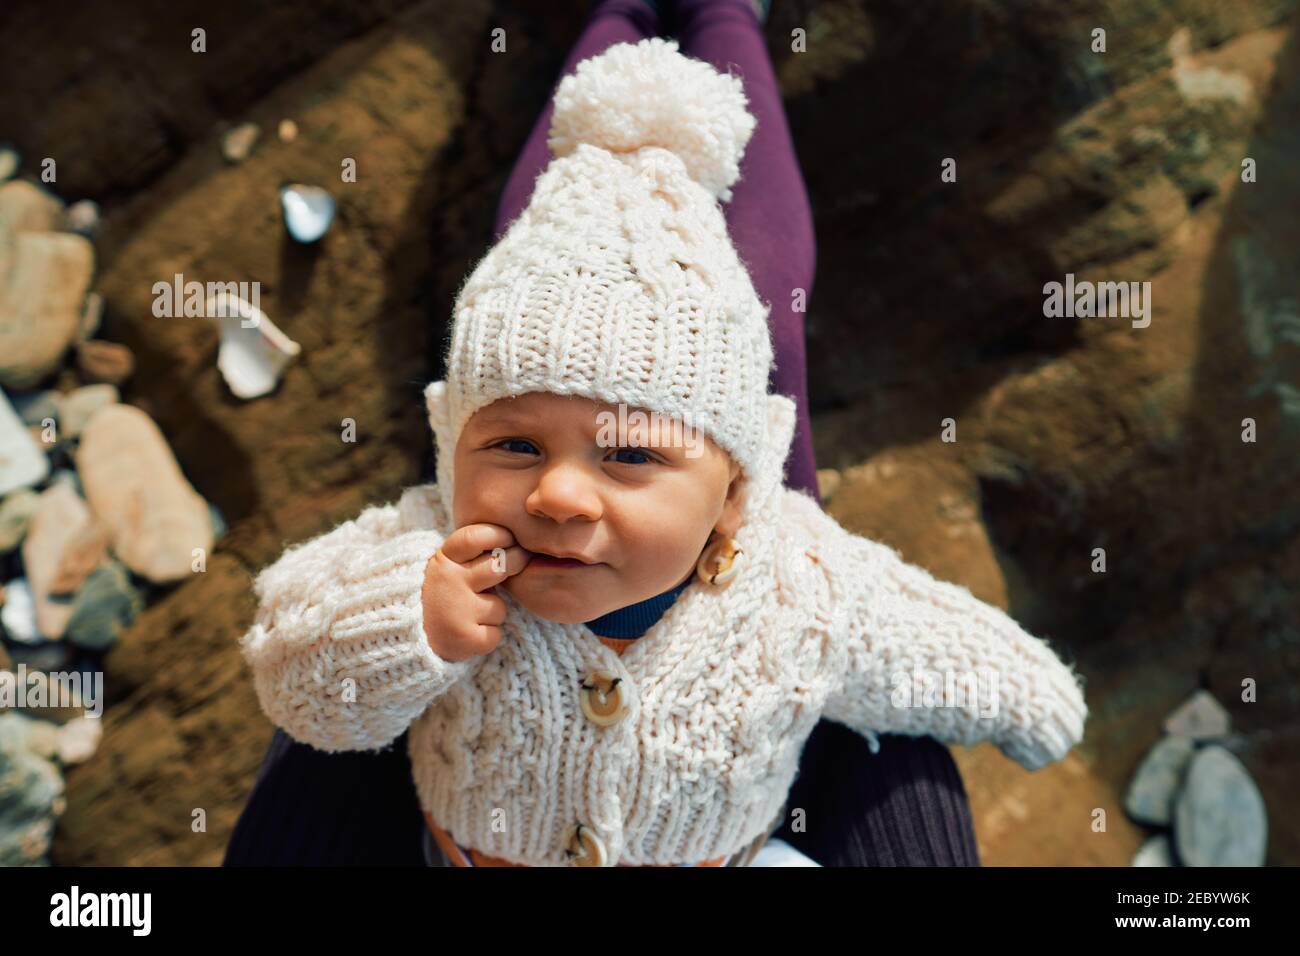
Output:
424,37,793,523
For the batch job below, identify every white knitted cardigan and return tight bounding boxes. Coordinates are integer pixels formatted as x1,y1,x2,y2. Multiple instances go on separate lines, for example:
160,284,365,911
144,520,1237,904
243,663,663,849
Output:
240,394,1088,866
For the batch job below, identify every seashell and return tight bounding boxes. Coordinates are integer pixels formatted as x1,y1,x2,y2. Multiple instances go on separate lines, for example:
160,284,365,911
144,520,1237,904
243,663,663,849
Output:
279,183,335,243
204,291,301,398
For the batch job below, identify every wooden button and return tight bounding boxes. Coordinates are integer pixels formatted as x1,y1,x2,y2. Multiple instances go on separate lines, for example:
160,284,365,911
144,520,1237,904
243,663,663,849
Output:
562,822,608,867
580,669,629,727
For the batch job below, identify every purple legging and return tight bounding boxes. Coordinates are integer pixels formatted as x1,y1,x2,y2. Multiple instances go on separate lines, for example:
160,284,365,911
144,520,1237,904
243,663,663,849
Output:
493,0,820,499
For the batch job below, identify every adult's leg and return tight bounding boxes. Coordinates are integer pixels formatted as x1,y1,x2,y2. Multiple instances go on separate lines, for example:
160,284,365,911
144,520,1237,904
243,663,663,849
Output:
675,0,980,866
674,0,819,498
494,0,662,240
224,728,426,866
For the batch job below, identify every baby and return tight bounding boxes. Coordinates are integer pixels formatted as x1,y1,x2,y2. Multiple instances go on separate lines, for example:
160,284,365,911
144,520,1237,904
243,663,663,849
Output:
240,38,1087,867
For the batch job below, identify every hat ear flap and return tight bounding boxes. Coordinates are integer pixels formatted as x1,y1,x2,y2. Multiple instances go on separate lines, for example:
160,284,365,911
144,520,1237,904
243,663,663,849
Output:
424,381,458,527
748,394,798,510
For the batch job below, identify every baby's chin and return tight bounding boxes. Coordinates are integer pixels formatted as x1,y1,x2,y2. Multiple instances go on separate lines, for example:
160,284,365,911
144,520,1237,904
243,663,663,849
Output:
499,577,612,625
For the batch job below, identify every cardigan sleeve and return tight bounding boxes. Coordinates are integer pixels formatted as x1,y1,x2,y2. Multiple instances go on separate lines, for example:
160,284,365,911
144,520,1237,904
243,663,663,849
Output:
238,488,476,754
812,507,1088,771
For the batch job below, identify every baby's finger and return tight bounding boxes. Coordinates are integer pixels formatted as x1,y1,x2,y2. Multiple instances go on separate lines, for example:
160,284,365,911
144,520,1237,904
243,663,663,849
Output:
438,523,516,566
464,545,532,593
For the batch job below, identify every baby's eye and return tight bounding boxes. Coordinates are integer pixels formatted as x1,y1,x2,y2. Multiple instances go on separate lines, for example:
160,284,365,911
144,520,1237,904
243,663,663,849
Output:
495,438,539,455
609,447,655,465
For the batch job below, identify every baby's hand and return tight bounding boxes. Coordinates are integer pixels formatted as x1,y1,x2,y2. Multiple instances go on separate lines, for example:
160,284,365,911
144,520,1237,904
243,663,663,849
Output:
421,524,532,662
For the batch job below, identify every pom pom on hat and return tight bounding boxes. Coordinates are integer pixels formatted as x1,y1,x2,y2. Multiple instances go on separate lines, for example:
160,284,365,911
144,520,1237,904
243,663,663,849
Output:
547,36,757,203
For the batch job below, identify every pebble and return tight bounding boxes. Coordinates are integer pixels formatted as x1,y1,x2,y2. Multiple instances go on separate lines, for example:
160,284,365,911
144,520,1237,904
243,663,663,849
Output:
4,666,83,721
63,200,100,238
0,391,50,495
1131,834,1175,866
22,483,103,639
56,383,118,439
278,118,298,142
280,183,335,243
0,578,41,643
1173,745,1267,866
221,122,261,163
207,499,228,543
0,488,41,552
75,404,214,583
1124,735,1195,826
49,468,84,496
75,338,135,386
76,292,104,343
1164,689,1232,740
0,714,65,866
56,715,102,765
65,559,143,651
0,224,96,390
9,389,60,427
0,180,63,234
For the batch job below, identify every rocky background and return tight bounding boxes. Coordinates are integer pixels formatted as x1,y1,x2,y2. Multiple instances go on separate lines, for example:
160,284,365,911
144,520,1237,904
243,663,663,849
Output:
0,0,1295,865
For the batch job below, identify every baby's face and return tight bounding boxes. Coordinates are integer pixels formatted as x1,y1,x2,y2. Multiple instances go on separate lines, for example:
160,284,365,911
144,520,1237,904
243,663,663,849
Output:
452,391,745,623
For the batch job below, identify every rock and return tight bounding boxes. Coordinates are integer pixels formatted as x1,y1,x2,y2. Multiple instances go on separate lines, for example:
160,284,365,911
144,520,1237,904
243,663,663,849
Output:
0,488,40,552
0,147,17,183
0,711,62,762
0,222,96,390
278,118,298,142
1131,833,1176,866
1164,689,1232,741
74,338,134,386
8,389,60,427
76,292,103,343
22,483,102,639
1174,745,1267,866
0,390,50,495
1124,735,1196,826
65,560,143,651
56,383,118,439
75,404,213,582
55,716,102,765
280,183,335,242
0,577,39,643
0,180,63,234
26,422,61,456
221,122,261,163
207,499,227,543
62,200,100,238
4,666,86,722
816,467,841,503
49,468,83,497
0,714,66,866
49,520,111,595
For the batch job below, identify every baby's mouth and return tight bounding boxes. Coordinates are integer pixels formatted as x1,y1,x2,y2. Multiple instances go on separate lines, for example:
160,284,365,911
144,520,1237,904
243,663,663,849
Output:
525,548,603,568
